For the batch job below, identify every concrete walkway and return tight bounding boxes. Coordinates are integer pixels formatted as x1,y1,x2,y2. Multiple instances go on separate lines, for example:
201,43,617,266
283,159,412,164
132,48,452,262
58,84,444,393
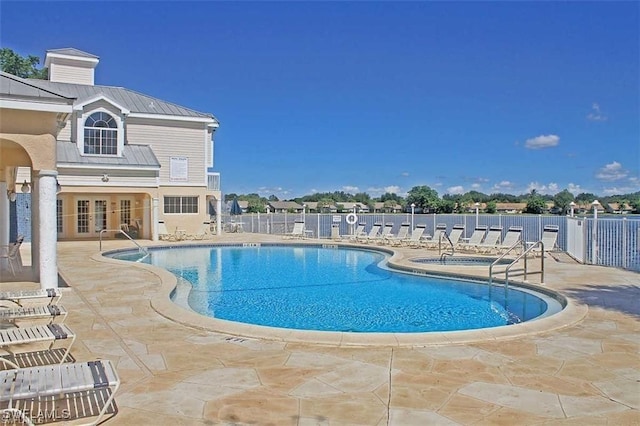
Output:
3,235,639,425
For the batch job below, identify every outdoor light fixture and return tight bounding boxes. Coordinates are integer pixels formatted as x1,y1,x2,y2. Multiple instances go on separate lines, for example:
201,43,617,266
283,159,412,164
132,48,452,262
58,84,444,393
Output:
56,180,62,194
6,190,17,202
20,180,30,193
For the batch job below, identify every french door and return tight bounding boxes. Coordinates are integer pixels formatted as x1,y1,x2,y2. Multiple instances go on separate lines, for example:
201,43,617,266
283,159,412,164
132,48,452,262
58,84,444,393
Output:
75,197,108,238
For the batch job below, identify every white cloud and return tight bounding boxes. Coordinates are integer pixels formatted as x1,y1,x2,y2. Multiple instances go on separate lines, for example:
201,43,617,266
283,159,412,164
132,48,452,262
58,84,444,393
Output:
567,183,582,194
471,183,481,189
596,161,628,181
446,185,465,195
526,182,559,195
492,180,515,191
366,185,403,197
525,134,560,150
401,172,410,177
341,185,359,193
587,102,608,122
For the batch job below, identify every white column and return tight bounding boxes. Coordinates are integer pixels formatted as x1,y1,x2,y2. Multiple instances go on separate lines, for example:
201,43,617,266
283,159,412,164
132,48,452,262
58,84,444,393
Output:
38,170,58,289
0,182,9,247
216,198,222,236
152,198,159,241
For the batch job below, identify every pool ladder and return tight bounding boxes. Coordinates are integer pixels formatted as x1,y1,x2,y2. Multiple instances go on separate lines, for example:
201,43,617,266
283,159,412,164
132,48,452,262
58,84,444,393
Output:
489,240,545,289
438,231,455,262
99,229,149,258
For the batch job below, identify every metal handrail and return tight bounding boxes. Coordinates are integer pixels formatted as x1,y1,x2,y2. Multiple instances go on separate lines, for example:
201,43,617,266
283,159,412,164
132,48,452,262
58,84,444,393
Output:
438,231,455,261
99,229,148,254
489,239,544,289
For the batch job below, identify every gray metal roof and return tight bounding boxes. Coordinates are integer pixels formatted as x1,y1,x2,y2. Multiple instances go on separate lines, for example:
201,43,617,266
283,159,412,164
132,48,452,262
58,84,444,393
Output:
46,48,99,59
0,72,75,103
28,79,218,122
57,141,160,169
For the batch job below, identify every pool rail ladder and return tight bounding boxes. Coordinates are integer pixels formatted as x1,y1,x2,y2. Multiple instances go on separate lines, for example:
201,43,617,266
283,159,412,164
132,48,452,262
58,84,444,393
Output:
99,228,149,259
489,239,545,289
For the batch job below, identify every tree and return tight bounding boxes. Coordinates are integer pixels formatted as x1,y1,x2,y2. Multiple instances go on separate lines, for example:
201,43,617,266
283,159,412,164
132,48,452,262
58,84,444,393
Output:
524,195,546,214
485,200,497,214
406,185,440,213
553,189,574,215
0,48,48,79
438,199,456,213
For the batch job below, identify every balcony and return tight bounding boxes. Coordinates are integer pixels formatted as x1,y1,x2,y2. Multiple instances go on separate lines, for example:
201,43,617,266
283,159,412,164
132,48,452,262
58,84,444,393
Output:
207,172,220,191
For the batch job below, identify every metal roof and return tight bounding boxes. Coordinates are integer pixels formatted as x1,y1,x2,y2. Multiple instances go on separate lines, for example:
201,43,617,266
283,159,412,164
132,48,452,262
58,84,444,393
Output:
28,79,218,122
0,72,75,102
57,141,160,169
46,48,99,59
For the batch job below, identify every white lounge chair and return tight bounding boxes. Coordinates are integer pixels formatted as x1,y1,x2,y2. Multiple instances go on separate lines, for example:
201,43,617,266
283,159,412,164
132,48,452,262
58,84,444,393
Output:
189,222,211,240
0,359,120,426
348,223,366,242
496,226,523,255
424,224,448,249
457,226,488,252
283,221,305,239
475,226,504,254
357,222,382,243
372,223,394,244
447,224,465,247
386,223,411,246
532,225,560,257
0,236,24,276
0,289,62,307
157,221,176,241
406,224,427,248
0,323,75,369
0,304,67,324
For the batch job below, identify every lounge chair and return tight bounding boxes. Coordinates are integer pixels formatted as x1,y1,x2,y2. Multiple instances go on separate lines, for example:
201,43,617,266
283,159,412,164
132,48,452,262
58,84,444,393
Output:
157,221,176,241
457,226,488,252
0,323,75,368
283,221,305,239
372,223,394,244
406,224,427,248
189,222,211,240
532,225,560,257
0,289,62,307
475,226,504,254
0,359,120,426
495,226,524,255
424,224,448,249
447,224,465,247
386,223,411,246
348,223,366,242
0,236,24,276
357,222,382,243
0,305,67,325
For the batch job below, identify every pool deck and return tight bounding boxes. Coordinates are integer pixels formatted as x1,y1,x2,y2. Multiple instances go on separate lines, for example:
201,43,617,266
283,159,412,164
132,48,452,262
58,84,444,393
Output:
3,234,639,425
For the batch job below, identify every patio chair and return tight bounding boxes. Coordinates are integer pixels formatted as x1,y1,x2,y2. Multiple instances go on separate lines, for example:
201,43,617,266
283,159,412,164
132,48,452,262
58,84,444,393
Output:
0,304,67,325
0,359,120,426
283,221,305,239
347,223,366,241
457,226,488,252
424,224,448,249
406,224,427,248
532,225,560,257
157,221,176,241
357,222,382,243
475,226,504,254
0,289,62,307
386,223,411,246
189,222,211,240
371,222,394,244
495,226,523,255
447,224,465,247
0,323,75,369
0,236,24,276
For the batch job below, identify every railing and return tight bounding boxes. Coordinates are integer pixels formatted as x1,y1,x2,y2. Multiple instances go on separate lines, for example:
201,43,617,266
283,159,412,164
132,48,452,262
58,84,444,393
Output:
489,240,544,289
438,231,455,261
99,229,148,255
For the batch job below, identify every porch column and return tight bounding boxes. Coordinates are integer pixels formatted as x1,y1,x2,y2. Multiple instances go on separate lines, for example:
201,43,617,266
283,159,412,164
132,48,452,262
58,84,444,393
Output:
216,198,222,236
152,198,159,241
0,182,8,247
38,170,58,289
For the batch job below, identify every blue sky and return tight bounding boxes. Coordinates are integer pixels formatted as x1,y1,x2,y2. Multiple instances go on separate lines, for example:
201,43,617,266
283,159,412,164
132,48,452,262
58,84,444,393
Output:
2,1,638,199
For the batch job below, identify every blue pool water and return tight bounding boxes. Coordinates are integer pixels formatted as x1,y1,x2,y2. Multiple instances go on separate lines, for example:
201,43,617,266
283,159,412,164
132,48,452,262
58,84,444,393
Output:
110,245,560,333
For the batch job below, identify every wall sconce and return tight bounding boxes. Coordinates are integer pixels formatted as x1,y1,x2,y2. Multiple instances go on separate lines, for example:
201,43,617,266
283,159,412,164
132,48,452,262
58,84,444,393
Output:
21,180,30,193
6,190,17,202
102,174,110,183
56,180,62,194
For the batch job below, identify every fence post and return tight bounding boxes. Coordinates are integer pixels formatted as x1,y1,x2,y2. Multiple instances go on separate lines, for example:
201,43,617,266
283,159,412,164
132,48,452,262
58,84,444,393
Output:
622,217,627,269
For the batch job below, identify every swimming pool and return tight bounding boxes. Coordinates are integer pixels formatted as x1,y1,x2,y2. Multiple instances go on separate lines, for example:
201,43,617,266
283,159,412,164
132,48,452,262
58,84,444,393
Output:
110,244,562,333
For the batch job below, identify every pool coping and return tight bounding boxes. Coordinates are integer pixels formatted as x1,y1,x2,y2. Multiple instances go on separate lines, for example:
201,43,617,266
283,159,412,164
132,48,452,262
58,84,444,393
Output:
97,241,588,347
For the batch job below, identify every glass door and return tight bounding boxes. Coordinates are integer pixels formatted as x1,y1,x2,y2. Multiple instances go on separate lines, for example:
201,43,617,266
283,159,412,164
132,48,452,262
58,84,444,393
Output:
75,197,108,238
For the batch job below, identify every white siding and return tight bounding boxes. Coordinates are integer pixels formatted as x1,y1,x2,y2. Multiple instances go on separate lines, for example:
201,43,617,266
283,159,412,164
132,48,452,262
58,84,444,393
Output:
126,118,207,185
49,62,94,85
57,121,72,142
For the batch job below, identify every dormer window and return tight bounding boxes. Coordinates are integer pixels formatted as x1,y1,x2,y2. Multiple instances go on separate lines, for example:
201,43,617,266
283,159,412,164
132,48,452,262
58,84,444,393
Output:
84,111,118,155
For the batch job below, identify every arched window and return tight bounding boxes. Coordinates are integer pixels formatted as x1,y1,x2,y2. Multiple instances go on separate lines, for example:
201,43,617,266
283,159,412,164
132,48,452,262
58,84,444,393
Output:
84,111,118,155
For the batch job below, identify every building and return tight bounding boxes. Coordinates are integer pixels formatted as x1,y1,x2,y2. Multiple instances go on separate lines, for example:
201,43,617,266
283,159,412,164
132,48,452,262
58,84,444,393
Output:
25,48,222,240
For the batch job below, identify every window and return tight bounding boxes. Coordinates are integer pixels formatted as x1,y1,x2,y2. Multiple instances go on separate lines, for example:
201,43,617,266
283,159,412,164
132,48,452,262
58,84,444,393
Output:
164,196,198,214
56,199,63,233
120,200,131,225
84,112,118,155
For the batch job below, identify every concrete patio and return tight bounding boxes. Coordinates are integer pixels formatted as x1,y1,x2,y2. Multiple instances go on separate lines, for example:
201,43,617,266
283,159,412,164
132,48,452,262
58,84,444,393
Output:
2,234,638,425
